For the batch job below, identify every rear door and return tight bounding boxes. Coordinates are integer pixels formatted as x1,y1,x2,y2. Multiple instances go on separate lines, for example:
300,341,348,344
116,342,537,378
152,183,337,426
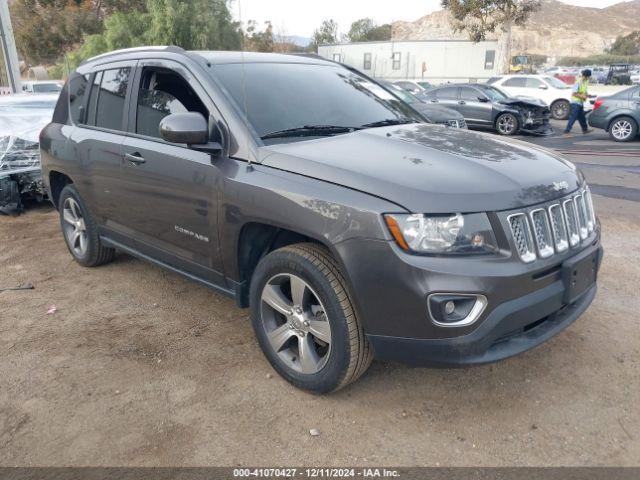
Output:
69,61,136,245
118,59,226,284
432,86,460,111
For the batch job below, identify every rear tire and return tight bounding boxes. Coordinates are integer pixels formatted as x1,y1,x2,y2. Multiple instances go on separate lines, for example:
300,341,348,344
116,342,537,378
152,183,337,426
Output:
58,185,115,267
551,100,570,120
495,113,519,136
608,116,638,142
250,243,372,393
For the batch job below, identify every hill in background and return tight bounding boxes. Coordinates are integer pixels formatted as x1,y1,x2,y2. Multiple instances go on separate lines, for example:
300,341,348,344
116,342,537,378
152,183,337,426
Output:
392,0,640,58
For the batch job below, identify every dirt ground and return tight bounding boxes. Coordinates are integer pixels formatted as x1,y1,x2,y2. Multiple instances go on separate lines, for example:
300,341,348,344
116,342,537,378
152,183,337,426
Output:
1,192,639,467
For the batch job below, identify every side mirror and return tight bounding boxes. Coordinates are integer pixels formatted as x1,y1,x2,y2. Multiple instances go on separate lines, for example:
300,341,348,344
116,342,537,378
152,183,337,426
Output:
160,112,222,155
478,96,489,102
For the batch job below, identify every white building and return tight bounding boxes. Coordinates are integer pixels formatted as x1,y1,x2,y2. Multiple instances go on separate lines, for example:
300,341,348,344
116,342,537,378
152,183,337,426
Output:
318,40,500,84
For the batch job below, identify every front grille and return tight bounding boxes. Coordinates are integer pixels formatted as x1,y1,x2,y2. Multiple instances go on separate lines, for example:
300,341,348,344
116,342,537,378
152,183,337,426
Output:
444,119,466,129
507,188,596,263
508,213,536,263
530,209,554,258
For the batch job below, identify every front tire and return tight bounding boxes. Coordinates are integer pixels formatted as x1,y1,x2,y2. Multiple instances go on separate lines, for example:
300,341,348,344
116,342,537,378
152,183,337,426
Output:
608,116,638,142
58,185,115,267
495,113,519,136
250,243,372,393
551,100,570,120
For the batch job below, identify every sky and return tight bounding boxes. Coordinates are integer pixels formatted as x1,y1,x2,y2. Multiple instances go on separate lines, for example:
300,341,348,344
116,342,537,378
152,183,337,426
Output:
232,0,629,38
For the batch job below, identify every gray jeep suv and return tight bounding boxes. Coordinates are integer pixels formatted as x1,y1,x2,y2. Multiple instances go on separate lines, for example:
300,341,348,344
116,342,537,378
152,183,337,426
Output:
40,47,603,393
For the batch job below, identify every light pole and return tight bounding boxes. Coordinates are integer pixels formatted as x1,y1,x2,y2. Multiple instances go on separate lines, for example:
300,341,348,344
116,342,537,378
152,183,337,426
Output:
0,0,22,94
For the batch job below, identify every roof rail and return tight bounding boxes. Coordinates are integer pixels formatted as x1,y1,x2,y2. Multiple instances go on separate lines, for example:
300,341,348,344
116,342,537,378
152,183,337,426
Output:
83,45,186,65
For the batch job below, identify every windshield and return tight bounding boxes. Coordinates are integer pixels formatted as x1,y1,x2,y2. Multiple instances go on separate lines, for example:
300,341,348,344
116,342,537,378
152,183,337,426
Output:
32,83,62,93
543,76,570,89
212,63,422,143
481,86,508,101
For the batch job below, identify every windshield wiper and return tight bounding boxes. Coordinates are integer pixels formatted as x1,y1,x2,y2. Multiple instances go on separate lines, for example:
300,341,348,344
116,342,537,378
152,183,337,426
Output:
260,125,360,140
360,118,418,129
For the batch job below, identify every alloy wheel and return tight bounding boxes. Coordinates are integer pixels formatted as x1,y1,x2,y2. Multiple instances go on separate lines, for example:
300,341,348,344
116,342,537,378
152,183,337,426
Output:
611,120,633,140
497,114,517,135
62,197,88,257
260,273,332,375
552,102,568,120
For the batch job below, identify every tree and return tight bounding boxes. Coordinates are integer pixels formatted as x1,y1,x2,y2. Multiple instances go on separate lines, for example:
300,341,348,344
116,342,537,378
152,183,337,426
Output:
347,18,392,43
441,0,541,73
10,0,102,64
146,0,242,50
608,31,640,56
310,19,338,51
244,20,275,52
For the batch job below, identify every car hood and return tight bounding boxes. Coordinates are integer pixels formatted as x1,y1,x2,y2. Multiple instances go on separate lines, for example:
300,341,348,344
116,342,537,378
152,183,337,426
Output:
258,124,583,213
499,96,548,108
411,103,464,122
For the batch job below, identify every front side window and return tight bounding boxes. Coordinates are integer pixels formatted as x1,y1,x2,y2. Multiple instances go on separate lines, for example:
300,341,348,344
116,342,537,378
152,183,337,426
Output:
135,67,208,139
363,53,372,70
543,76,571,89
525,77,544,88
89,68,131,130
502,77,526,88
392,52,401,70
460,87,479,101
69,74,89,124
211,62,422,144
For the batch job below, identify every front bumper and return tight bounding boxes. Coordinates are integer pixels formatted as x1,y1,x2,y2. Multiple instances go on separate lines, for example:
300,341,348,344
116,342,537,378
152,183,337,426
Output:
335,229,602,367
368,278,597,367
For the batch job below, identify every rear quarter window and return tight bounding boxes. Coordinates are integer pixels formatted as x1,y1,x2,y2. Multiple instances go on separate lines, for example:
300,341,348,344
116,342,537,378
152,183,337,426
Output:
68,74,90,124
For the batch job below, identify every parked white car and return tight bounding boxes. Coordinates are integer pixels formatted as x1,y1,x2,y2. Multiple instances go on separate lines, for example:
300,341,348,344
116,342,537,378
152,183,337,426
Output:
487,74,592,120
21,81,63,94
393,80,434,94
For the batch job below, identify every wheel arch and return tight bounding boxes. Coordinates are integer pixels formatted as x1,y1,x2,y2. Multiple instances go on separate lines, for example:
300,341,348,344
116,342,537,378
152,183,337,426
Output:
235,222,339,308
48,171,74,208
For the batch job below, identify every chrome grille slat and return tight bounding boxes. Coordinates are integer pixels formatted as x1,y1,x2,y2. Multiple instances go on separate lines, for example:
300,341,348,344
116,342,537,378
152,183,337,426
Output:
563,198,580,247
548,204,569,252
507,188,597,263
508,213,536,263
530,209,554,258
575,194,589,240
583,189,595,232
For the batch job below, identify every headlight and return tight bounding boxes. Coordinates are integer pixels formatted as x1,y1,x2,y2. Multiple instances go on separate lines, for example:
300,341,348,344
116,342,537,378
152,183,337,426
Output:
384,213,499,255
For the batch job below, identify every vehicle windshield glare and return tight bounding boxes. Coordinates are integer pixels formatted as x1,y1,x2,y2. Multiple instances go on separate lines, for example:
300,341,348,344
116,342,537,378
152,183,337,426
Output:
211,62,423,143
543,76,570,89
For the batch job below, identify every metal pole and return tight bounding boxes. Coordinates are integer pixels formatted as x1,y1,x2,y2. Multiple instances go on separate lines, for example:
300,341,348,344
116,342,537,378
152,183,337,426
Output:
0,0,22,93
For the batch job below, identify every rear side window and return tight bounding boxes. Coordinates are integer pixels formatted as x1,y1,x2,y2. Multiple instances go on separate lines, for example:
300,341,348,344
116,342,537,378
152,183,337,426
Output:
436,87,459,99
85,72,103,126
502,77,526,88
69,74,89,124
95,68,131,130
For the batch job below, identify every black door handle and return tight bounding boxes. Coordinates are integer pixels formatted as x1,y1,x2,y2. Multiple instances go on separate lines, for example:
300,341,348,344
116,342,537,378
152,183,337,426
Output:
458,101,466,105
124,152,145,165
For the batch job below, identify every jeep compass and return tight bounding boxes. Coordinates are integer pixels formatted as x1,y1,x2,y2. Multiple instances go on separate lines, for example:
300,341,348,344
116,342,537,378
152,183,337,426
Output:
40,47,603,393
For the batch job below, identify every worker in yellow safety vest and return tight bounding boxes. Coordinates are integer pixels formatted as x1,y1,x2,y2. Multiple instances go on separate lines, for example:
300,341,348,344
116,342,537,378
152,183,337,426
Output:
564,69,593,135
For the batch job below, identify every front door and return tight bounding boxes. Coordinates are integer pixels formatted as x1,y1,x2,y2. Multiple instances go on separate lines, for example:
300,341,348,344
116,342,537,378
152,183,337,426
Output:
458,86,492,126
118,60,226,285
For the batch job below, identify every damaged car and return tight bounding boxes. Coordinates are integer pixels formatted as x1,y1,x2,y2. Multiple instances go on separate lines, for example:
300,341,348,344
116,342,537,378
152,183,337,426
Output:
419,83,552,136
380,81,467,129
0,94,56,214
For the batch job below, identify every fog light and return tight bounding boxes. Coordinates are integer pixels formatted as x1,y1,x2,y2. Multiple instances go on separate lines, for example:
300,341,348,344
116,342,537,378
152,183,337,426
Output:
428,293,488,327
445,300,456,315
